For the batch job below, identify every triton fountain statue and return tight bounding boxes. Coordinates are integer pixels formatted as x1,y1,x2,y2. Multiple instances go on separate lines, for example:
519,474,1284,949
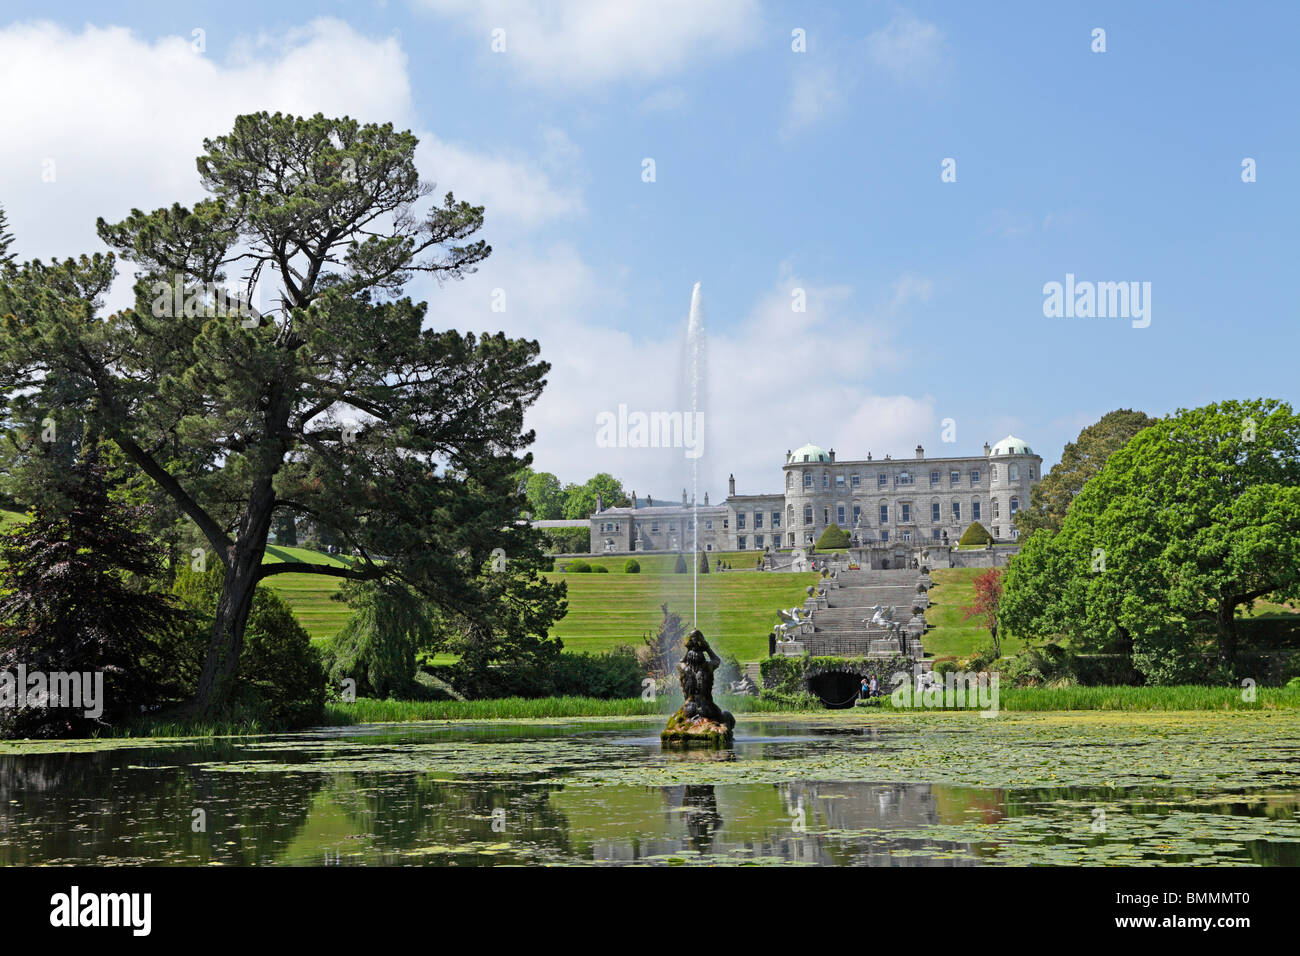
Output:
661,630,735,746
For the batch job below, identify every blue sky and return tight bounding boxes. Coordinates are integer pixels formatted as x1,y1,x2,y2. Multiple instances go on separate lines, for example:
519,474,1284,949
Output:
1,1,1295,499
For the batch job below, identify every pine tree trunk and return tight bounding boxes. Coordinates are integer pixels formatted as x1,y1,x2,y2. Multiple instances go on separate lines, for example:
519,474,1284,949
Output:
192,479,276,716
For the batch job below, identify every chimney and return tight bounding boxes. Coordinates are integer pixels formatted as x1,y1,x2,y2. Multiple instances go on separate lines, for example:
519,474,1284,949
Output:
728,474,736,496
983,442,991,456
829,448,836,462
915,444,924,459
786,449,792,463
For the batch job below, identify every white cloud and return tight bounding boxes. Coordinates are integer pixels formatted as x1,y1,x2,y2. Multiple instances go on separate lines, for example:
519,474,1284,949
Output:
781,14,947,136
423,252,942,497
638,87,688,113
0,16,580,319
781,64,844,138
415,0,763,89
865,14,947,84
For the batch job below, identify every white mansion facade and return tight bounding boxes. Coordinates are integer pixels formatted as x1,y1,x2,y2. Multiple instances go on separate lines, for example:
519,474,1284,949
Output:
589,436,1042,555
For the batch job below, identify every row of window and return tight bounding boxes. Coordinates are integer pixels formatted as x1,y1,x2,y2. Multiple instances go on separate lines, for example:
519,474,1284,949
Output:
787,464,1033,491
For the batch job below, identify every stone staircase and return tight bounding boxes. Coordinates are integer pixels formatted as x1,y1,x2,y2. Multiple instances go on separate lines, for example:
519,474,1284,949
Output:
775,568,929,659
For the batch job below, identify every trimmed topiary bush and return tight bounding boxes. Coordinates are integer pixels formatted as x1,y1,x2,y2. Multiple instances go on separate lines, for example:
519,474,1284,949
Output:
674,553,688,574
958,521,994,546
594,564,609,573
566,559,592,573
815,524,850,549
624,558,641,573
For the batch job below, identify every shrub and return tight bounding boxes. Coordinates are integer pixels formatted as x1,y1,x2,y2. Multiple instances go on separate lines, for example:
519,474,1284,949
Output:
566,559,592,573
816,524,850,549
674,553,688,574
173,567,326,726
958,522,994,546
449,645,643,699
624,559,641,574
594,564,609,573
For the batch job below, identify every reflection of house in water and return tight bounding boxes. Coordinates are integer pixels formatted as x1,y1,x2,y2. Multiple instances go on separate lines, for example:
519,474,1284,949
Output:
578,780,980,866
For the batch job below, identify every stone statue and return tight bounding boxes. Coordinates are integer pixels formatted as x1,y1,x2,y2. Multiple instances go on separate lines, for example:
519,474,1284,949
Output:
662,630,736,746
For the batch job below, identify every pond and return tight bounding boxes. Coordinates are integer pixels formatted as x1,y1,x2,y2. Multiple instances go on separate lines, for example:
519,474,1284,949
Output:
1,711,1298,866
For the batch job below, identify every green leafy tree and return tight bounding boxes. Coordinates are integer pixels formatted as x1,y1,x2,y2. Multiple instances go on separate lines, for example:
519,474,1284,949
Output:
0,112,563,716
1001,399,1300,678
1015,408,1156,539
562,473,628,519
322,579,433,698
523,470,565,520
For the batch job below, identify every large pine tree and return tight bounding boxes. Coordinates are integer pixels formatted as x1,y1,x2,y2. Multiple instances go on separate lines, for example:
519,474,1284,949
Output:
0,113,566,715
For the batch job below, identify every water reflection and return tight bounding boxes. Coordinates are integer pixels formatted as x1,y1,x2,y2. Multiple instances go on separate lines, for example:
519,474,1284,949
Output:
0,719,1296,866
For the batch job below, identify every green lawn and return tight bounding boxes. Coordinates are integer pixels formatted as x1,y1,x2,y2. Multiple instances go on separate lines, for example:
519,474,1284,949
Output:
0,509,25,531
546,567,817,661
922,567,1025,660
259,545,366,644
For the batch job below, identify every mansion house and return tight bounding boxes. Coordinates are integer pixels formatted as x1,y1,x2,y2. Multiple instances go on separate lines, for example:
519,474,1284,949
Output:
589,436,1042,555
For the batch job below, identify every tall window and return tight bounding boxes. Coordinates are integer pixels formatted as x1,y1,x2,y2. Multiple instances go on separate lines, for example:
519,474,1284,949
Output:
803,471,812,489
823,473,829,488
951,501,961,521
993,499,1000,518
853,505,861,525
931,502,940,522
1010,496,1020,515
755,511,763,528
881,531,889,542
836,474,845,489
878,473,888,487
901,503,911,523
755,535,764,548
772,511,781,528
837,505,845,524
879,504,889,524
950,470,960,484
930,470,940,485
972,500,981,520
804,505,813,525
1009,464,1020,482
823,508,829,524
738,536,747,550
736,513,745,529
786,472,793,490
851,474,861,488
706,520,713,530
932,529,941,541
971,469,980,484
